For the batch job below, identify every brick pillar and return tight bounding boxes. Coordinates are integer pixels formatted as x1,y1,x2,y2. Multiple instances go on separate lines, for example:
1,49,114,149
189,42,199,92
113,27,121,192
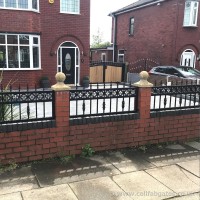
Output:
133,71,153,119
55,91,70,127
137,87,152,119
51,72,71,127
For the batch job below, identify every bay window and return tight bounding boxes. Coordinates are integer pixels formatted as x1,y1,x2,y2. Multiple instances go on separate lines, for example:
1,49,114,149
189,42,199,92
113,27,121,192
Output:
0,34,41,70
0,0,39,11
183,0,199,27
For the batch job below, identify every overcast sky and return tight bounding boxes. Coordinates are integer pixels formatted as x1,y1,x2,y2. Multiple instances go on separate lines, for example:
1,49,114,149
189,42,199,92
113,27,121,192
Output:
90,0,137,44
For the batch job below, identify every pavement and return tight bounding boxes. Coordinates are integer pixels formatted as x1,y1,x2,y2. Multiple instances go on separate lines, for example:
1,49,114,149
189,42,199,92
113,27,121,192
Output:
0,140,200,200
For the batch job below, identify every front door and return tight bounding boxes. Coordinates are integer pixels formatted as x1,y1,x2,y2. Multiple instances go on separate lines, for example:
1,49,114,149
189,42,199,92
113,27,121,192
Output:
180,50,196,68
62,48,75,84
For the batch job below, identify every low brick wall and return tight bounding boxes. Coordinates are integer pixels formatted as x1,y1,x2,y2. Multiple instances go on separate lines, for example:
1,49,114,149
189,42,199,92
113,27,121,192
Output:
0,88,199,164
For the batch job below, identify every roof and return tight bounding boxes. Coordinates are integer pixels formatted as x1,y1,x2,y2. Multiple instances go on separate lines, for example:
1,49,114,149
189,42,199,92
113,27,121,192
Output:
109,0,166,16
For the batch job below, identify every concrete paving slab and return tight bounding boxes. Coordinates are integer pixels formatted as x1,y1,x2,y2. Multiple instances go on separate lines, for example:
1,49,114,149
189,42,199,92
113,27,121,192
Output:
166,193,200,200
177,159,200,177
22,184,78,200
146,165,200,195
32,155,120,187
104,150,154,173
166,144,186,150
185,141,200,151
0,192,22,200
69,176,132,200
0,167,38,195
144,150,200,167
113,171,175,200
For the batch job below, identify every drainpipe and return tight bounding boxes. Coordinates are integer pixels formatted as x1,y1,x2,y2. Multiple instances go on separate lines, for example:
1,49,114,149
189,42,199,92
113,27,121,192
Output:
111,14,117,62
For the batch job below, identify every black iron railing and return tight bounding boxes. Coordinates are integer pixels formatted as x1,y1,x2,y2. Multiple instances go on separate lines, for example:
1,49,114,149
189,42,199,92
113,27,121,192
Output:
0,85,55,124
151,84,200,111
70,82,138,118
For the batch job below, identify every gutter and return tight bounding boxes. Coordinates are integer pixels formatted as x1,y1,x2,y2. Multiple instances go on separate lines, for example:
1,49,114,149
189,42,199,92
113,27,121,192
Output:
110,0,165,16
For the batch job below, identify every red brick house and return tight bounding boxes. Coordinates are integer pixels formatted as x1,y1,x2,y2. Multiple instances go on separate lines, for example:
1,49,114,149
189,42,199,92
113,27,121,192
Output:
0,0,90,87
109,0,200,70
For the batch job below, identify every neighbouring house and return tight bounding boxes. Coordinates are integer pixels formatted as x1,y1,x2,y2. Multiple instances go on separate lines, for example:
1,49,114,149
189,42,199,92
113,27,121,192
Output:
109,0,200,71
90,45,114,62
0,0,90,87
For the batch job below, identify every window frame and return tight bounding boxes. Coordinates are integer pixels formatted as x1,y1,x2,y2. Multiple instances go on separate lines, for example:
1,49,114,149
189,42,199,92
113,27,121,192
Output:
183,0,199,27
60,0,80,14
129,17,135,35
180,49,196,68
0,0,39,12
101,53,106,62
0,33,41,70
118,49,125,63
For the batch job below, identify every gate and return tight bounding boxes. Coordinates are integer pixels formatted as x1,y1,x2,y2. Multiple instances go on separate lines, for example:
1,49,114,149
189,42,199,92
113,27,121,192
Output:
128,58,160,73
90,61,126,83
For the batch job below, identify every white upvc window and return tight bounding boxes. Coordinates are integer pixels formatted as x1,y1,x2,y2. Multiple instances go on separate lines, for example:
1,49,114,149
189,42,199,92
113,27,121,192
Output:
129,17,134,35
60,0,80,14
0,0,39,12
118,49,125,63
0,33,41,70
101,53,106,61
183,0,199,27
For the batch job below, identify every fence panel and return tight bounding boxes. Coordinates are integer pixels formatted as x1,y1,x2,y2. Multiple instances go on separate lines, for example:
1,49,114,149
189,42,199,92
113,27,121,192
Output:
70,82,138,118
151,84,200,111
90,61,125,83
0,86,55,124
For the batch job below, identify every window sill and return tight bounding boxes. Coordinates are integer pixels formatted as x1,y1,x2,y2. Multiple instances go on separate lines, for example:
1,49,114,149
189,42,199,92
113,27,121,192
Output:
183,25,198,28
0,68,41,71
0,7,39,13
60,12,80,15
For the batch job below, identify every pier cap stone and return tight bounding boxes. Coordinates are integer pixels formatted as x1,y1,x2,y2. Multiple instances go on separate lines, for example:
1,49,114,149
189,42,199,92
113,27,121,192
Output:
51,72,71,91
133,71,153,87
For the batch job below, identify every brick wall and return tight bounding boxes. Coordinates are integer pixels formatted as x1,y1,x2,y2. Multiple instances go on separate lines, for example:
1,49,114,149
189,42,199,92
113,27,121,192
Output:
0,86,199,164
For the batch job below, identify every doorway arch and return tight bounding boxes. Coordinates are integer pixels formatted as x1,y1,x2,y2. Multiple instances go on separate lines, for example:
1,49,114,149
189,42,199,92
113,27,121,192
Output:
180,49,196,68
57,41,80,84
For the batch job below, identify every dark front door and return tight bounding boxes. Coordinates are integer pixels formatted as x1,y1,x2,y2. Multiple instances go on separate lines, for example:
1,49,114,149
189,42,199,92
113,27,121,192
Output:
62,48,75,84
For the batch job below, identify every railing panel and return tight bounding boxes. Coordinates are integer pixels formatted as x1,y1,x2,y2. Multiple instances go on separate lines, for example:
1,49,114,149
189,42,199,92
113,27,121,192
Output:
151,85,200,111
70,83,138,118
0,87,55,124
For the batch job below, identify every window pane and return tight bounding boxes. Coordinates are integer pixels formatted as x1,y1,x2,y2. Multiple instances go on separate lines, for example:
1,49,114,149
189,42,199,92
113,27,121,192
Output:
20,46,30,68
192,3,198,25
0,0,3,7
0,46,6,68
61,42,76,47
19,35,29,44
58,48,61,65
8,46,19,68
5,0,17,8
130,18,134,35
18,0,28,9
76,48,78,65
32,0,38,10
33,46,39,68
61,0,79,13
0,35,5,44
33,37,38,44
7,35,18,44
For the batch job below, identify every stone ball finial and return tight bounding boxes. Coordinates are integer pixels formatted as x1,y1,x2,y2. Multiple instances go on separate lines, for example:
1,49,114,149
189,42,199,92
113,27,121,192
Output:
139,71,149,80
51,72,71,91
133,70,153,87
55,72,66,83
